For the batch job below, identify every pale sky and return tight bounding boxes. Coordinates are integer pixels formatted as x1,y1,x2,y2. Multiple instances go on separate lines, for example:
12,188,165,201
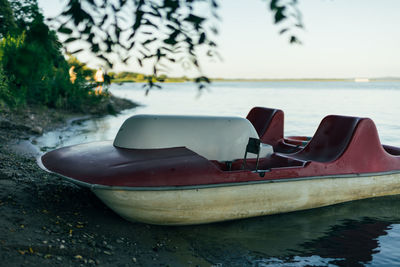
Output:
38,0,400,79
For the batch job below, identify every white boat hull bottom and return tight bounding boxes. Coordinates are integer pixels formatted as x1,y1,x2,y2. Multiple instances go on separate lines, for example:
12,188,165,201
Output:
91,173,400,225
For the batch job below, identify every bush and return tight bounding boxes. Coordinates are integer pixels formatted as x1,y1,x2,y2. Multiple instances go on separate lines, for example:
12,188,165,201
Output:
0,33,26,106
0,19,106,111
0,2,107,112
0,64,10,108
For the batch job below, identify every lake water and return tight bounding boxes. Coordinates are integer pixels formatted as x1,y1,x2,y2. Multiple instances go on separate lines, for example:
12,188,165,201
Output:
34,81,400,266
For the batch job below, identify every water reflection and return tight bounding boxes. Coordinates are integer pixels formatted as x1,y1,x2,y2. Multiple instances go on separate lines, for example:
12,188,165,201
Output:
171,195,400,266
302,219,390,266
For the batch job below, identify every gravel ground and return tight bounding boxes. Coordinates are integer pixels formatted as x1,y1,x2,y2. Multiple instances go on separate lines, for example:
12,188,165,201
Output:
0,98,214,266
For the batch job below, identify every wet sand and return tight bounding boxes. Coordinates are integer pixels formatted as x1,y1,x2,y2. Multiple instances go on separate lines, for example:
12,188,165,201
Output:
0,98,213,266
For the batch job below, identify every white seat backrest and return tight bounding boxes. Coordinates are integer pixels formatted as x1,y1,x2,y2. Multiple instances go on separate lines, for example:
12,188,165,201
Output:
114,115,260,161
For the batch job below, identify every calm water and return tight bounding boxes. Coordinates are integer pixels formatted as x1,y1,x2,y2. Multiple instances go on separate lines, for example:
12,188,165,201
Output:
34,81,400,266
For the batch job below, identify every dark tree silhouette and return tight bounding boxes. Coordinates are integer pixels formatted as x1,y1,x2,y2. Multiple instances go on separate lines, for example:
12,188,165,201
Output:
0,0,17,37
0,0,106,110
9,0,41,31
51,0,303,90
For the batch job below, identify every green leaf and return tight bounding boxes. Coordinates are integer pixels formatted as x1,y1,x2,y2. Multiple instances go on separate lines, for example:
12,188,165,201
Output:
91,43,100,53
279,28,288,35
70,48,84,54
274,7,286,24
142,37,157,46
64,37,77,43
58,27,73,34
270,0,278,10
198,32,206,44
289,36,302,44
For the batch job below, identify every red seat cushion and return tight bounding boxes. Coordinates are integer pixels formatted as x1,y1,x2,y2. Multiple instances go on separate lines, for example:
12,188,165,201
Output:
291,115,362,162
246,107,284,145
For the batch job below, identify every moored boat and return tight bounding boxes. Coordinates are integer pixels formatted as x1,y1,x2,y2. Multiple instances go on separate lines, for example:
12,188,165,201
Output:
38,107,400,225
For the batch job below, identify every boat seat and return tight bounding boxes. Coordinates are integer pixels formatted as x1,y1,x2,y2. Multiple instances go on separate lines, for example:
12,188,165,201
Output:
113,115,259,162
290,115,362,163
383,145,400,156
246,107,284,146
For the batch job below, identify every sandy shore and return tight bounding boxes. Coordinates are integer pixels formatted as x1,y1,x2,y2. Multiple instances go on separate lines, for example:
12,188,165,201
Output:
0,97,214,266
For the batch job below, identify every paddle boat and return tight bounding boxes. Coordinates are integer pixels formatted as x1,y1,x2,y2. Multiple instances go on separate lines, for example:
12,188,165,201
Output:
38,107,400,225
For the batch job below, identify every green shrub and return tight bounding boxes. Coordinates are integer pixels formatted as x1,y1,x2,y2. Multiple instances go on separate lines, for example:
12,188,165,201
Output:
0,64,10,108
0,33,26,106
0,3,106,112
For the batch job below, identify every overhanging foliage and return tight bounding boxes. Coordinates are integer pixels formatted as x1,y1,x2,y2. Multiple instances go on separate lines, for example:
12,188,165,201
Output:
51,0,303,91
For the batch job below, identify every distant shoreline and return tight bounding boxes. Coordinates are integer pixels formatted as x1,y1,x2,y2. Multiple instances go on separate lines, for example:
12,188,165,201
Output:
112,78,400,84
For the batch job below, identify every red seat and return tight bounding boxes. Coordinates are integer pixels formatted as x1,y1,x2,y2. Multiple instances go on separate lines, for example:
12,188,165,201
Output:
291,115,362,162
246,107,284,146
